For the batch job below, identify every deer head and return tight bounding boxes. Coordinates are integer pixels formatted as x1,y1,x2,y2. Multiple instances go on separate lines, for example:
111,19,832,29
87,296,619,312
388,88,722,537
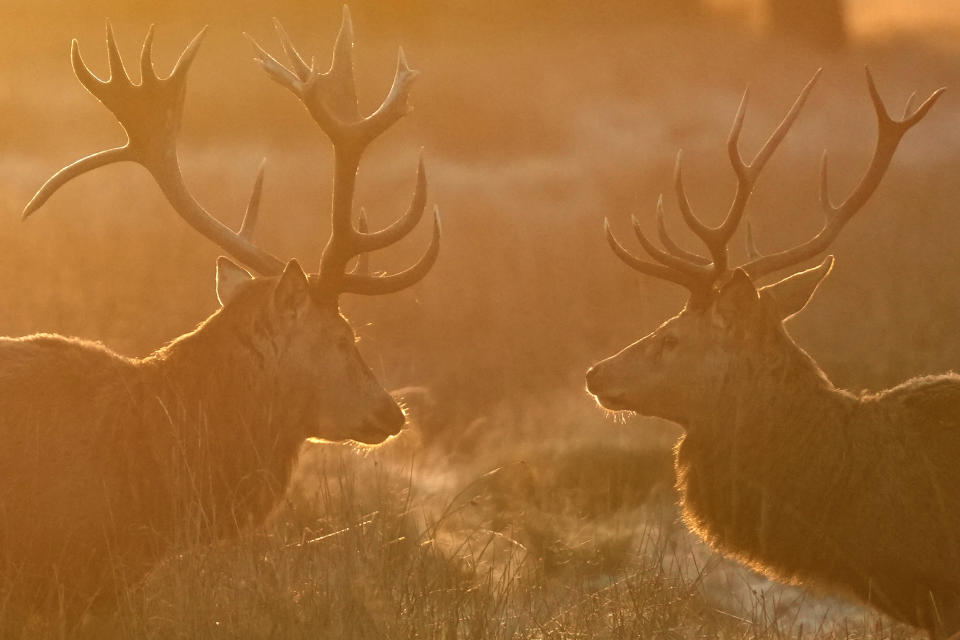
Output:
25,9,440,444
586,70,943,425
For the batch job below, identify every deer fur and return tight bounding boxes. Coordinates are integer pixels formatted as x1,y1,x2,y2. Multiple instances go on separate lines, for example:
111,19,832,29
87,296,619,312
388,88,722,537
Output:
7,12,440,630
587,262,960,637
0,259,404,616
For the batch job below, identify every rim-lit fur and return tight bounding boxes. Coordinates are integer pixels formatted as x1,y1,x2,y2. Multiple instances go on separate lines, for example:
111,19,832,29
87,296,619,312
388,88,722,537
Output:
9,11,440,624
0,261,403,617
587,268,960,638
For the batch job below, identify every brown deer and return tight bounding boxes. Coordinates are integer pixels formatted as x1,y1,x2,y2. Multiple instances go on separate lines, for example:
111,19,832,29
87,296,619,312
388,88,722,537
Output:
2,9,439,619
584,70,957,637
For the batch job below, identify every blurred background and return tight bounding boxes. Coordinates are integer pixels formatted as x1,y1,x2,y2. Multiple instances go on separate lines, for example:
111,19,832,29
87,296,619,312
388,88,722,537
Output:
1,1,959,632
3,0,958,420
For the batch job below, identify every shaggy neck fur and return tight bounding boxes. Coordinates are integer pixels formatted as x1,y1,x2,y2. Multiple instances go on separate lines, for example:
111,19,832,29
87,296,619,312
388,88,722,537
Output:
675,321,960,634
676,328,858,567
135,307,303,539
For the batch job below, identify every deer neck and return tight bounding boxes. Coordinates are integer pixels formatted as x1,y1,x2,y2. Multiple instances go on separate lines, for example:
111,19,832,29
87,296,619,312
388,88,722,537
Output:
675,333,859,567
686,326,855,437
137,314,302,533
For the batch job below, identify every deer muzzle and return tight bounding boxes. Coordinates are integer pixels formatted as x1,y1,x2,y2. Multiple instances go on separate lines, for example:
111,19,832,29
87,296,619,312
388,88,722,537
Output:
585,362,632,411
352,398,406,445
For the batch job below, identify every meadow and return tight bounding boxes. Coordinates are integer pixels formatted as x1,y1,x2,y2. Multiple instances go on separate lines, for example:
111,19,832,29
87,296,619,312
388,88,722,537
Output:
1,1,959,637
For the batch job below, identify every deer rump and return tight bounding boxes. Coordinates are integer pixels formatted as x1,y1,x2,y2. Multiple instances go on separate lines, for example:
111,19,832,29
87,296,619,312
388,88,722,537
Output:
676,373,960,633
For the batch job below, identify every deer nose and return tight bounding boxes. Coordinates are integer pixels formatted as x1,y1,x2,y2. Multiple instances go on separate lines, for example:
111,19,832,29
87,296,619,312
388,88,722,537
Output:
585,364,603,394
375,400,405,435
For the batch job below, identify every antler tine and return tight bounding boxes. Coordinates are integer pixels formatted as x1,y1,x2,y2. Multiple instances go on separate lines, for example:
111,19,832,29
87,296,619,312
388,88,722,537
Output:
245,32,305,95
272,18,312,82
360,46,420,146
349,208,371,276
893,79,945,126
818,150,835,211
326,5,360,123
23,148,129,220
726,86,749,175
672,151,712,241
745,221,763,260
332,157,440,294
631,214,713,279
24,24,285,277
71,38,107,94
604,218,702,290
353,154,427,254
902,91,917,120
167,26,207,84
239,159,266,241
341,208,441,295
105,21,131,85
673,150,732,274
139,24,157,85
656,195,711,266
709,71,821,257
741,68,945,280
733,70,821,183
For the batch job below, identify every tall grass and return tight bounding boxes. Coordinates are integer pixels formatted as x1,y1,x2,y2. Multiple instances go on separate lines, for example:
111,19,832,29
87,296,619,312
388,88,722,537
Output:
3,421,916,638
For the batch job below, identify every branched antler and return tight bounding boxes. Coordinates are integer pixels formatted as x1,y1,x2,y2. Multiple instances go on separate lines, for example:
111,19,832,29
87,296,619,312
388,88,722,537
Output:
246,7,440,296
605,68,944,303
740,70,943,280
26,8,441,299
24,22,283,276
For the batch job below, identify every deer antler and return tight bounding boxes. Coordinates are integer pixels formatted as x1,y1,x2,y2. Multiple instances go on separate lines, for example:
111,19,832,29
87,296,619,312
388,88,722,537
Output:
247,7,440,296
606,68,944,302
740,69,943,280
24,22,284,276
26,9,441,298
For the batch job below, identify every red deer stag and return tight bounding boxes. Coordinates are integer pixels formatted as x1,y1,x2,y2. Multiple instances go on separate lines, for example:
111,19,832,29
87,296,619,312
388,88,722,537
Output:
585,70,956,637
2,8,439,618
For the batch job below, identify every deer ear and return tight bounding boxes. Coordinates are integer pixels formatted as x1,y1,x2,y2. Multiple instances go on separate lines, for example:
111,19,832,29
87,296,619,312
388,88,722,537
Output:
216,257,253,307
760,255,834,322
716,268,759,321
273,259,310,317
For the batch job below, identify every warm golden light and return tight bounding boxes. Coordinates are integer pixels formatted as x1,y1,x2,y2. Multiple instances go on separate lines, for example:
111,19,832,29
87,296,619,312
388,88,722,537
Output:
0,1,957,637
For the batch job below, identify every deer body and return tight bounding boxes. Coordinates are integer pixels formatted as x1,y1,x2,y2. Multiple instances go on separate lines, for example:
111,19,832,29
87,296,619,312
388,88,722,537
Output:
0,268,405,607
672,325,960,632
586,71,954,636
9,8,440,620
591,270,960,636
